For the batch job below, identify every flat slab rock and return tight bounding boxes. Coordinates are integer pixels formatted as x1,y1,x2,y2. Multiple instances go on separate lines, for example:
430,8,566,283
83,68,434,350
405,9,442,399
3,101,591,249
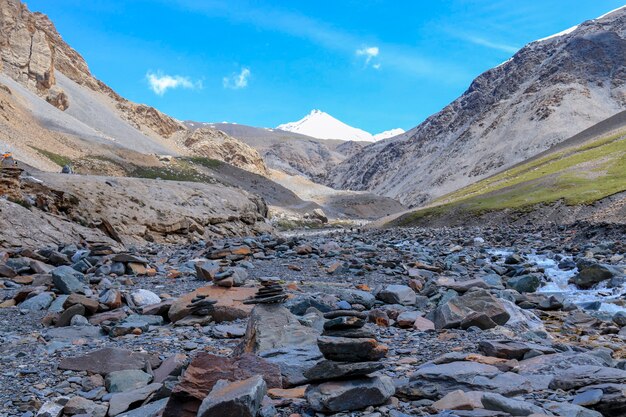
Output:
305,375,395,412
197,375,267,417
168,286,256,323
163,353,282,417
58,347,160,375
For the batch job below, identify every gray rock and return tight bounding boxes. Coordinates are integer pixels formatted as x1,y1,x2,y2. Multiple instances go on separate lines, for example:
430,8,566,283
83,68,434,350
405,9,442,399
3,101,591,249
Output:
20,292,54,311
573,389,604,406
213,324,246,339
432,290,510,329
377,285,416,306
63,396,107,417
130,289,161,307
569,262,616,289
116,398,168,417
105,370,152,393
306,375,395,412
481,392,546,416
259,345,323,387
36,398,68,417
58,347,159,375
108,383,162,416
51,266,85,294
303,359,383,382
407,361,533,399
612,311,626,327
549,366,626,390
506,274,541,293
544,401,604,417
48,295,69,313
197,375,266,417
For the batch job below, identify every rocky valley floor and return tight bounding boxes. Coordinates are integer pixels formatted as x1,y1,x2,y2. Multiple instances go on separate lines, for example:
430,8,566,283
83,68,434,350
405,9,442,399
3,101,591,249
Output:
1,224,625,417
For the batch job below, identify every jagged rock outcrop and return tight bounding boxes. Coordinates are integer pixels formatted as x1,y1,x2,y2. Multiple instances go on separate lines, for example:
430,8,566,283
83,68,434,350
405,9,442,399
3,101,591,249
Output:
182,128,270,176
329,7,626,206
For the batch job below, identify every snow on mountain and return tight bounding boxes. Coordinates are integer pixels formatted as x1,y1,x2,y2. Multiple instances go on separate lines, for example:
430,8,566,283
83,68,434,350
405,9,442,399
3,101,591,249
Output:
534,5,626,43
277,109,400,142
374,128,405,140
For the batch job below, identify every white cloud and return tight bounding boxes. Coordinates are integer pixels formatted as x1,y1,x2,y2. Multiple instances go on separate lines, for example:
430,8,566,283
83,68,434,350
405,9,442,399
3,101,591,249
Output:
459,34,519,54
146,71,201,95
356,46,380,65
223,67,251,89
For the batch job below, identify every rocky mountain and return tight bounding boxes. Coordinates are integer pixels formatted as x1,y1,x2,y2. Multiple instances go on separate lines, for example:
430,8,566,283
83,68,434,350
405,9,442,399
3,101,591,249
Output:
329,7,626,207
277,109,403,142
0,0,269,176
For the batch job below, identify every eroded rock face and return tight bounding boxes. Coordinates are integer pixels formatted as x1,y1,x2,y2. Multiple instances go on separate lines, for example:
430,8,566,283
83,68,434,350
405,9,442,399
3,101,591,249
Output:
182,127,270,176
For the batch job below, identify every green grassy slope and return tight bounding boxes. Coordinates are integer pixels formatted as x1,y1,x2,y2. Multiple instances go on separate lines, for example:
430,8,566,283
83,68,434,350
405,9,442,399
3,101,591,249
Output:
390,117,626,227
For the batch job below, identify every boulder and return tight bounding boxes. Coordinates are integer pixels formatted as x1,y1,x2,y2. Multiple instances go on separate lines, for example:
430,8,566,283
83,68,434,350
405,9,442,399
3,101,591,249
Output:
130,289,161,307
569,262,616,289
549,366,626,390
238,304,319,354
305,376,395,412
197,375,267,417
432,290,510,329
108,383,162,416
507,274,542,293
237,304,322,386
19,292,54,311
407,361,533,399
51,266,85,294
163,353,281,417
105,369,152,393
377,285,416,306
63,397,107,417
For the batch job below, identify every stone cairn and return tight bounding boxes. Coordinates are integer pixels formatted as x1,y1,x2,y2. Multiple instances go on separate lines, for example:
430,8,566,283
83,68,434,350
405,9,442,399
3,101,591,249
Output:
186,295,217,317
243,277,287,304
305,309,388,380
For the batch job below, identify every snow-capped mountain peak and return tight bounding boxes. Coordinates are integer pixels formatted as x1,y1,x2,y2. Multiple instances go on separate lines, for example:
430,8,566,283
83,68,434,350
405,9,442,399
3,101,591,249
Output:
374,128,405,140
277,109,374,141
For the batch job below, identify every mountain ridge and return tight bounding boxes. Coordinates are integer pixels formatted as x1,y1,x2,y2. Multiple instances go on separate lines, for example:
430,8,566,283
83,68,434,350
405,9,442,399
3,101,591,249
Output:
328,6,626,207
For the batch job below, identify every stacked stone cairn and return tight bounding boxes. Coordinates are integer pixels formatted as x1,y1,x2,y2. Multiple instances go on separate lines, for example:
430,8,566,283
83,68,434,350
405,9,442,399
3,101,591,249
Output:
303,310,395,412
186,294,217,317
243,277,287,304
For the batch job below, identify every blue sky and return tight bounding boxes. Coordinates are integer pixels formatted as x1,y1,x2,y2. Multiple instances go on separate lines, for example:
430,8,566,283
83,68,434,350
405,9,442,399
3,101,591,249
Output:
28,0,624,134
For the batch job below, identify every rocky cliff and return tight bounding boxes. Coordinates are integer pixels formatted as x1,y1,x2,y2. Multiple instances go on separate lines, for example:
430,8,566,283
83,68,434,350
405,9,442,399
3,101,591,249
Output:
329,7,626,206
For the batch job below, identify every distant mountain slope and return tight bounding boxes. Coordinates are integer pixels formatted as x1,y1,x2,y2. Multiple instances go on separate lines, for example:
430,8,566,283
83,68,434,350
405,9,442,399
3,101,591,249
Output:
330,7,626,207
386,110,626,227
186,121,351,179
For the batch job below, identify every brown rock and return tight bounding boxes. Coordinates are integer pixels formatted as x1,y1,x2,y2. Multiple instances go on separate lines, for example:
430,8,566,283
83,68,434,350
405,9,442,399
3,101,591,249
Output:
55,304,85,327
153,353,187,384
128,262,147,275
163,353,282,417
63,293,99,315
11,276,33,285
88,309,127,325
0,299,16,308
268,386,307,399
168,286,255,323
413,316,435,331
433,389,483,410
